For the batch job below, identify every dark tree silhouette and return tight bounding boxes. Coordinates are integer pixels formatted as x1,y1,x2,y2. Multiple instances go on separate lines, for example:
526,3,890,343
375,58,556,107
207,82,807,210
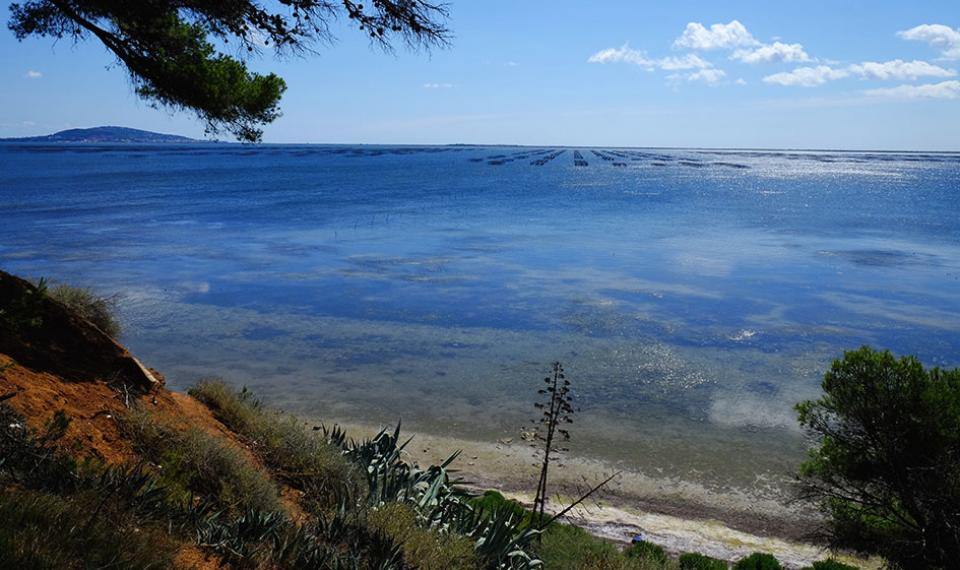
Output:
7,1,450,142
796,347,960,569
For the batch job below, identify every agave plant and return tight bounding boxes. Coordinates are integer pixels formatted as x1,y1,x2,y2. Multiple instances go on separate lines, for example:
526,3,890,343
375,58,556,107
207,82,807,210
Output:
192,502,406,570
321,421,543,569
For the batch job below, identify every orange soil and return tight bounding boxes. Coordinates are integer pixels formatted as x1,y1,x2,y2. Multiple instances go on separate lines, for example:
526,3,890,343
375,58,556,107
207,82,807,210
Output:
0,351,304,566
173,546,225,570
0,272,310,567
1,353,138,464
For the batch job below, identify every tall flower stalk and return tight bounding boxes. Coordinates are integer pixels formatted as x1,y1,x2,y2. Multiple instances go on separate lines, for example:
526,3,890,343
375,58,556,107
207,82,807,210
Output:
531,362,575,527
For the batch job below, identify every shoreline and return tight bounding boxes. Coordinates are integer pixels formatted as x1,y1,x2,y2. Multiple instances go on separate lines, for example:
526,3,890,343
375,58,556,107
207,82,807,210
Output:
317,417,874,568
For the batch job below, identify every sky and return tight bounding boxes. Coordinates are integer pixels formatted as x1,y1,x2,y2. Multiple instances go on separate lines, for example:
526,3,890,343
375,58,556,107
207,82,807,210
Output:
1,1,959,150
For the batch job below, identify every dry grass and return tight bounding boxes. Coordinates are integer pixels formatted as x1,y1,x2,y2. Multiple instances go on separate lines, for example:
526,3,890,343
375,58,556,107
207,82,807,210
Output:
189,379,361,512
46,282,121,338
122,407,282,514
367,502,480,570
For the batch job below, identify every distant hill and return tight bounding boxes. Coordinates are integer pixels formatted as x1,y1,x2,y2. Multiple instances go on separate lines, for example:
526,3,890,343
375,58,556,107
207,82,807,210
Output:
1,126,198,143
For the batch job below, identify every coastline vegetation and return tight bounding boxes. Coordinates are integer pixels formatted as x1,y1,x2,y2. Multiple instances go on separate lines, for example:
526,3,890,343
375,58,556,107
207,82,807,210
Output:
46,282,122,338
3,272,958,568
0,277,121,338
796,347,960,569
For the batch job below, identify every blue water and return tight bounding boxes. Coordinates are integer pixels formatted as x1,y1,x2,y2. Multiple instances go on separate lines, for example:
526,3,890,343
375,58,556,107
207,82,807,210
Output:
2,143,959,496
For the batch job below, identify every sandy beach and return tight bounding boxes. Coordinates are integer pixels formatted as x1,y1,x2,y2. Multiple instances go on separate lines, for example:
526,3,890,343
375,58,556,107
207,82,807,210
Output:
324,418,875,569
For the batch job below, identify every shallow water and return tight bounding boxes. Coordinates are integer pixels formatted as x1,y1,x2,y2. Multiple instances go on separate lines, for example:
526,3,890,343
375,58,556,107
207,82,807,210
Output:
2,143,958,502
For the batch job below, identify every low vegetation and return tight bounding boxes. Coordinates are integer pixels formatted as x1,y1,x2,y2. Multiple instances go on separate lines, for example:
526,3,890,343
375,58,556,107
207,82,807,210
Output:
0,276,47,333
535,521,678,569
189,379,361,512
733,552,782,570
802,560,860,570
121,407,282,513
0,405,180,569
10,281,950,569
189,379,540,568
367,502,480,570
46,282,121,338
1,370,871,569
678,552,728,570
626,541,670,566
0,276,121,338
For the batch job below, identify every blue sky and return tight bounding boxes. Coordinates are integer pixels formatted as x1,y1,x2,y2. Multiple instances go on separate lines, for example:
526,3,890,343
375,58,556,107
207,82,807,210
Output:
2,1,958,149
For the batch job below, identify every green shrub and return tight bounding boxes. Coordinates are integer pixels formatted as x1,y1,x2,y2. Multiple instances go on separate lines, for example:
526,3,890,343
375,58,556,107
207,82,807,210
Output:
0,407,181,569
189,379,361,511
122,407,281,513
679,552,728,570
796,347,960,568
802,560,859,570
0,489,179,570
46,282,120,338
536,518,617,569
368,502,480,570
0,405,79,493
192,381,546,568
470,490,533,526
536,523,675,569
733,552,781,570
627,541,669,565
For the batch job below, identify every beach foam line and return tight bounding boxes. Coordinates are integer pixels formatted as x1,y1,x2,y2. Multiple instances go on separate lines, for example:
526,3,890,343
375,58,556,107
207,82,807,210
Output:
311,417,879,567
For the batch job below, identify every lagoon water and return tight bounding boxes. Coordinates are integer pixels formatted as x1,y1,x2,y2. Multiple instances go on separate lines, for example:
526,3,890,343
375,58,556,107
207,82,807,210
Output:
2,143,959,505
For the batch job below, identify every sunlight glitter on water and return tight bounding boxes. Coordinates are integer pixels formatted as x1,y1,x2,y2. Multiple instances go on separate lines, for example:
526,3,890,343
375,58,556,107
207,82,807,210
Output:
2,143,959,503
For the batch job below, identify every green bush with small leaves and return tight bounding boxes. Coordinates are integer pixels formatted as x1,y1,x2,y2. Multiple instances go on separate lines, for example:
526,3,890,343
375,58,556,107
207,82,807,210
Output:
122,407,281,513
627,541,670,565
189,379,362,512
734,552,781,570
679,552,728,570
802,560,859,570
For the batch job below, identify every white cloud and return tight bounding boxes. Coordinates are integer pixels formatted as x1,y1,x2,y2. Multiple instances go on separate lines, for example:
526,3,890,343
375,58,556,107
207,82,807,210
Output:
673,21,811,65
732,42,810,64
505,61,519,67
866,80,960,99
590,44,727,86
848,59,956,80
657,54,712,70
735,78,747,85
587,44,655,68
765,59,956,88
763,65,849,87
673,20,759,50
587,45,712,72
422,83,453,89
25,70,42,79
897,24,960,60
687,68,727,83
